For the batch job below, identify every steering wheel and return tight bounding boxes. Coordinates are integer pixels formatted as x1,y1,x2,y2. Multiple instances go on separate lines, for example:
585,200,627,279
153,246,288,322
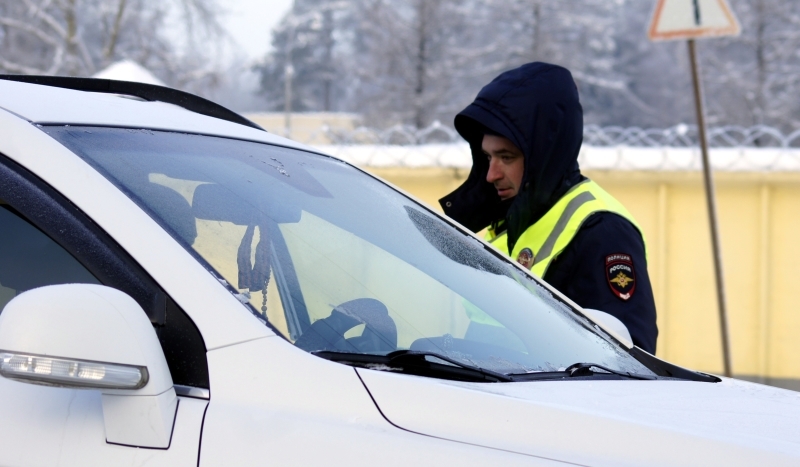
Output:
295,298,397,353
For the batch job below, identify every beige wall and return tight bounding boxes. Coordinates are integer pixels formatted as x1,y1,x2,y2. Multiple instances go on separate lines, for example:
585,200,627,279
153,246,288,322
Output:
365,167,800,383
244,112,360,145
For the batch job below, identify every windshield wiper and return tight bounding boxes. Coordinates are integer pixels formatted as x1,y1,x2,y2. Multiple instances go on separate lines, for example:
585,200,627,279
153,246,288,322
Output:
389,350,514,382
563,362,657,380
313,349,513,383
315,351,656,383
507,362,658,381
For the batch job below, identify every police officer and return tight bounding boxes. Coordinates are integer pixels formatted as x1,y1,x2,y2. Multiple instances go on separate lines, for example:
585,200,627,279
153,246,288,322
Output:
440,62,658,353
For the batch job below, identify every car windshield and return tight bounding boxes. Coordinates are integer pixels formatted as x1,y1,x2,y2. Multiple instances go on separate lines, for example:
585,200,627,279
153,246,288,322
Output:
46,126,653,378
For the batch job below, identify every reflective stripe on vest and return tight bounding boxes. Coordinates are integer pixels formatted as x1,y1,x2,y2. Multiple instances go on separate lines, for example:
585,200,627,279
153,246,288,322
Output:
486,179,646,277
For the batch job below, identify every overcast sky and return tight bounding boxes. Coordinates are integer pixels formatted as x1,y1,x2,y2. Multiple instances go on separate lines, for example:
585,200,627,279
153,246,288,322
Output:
221,0,294,62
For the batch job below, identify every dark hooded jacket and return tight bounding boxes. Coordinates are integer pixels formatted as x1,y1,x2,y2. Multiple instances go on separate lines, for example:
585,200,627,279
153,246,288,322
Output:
439,62,658,352
440,62,584,250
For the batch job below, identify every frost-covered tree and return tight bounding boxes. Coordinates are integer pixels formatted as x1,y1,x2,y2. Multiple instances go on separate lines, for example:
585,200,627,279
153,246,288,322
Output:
258,0,476,127
0,0,225,89
256,0,800,131
700,0,800,131
258,0,353,112
350,0,473,128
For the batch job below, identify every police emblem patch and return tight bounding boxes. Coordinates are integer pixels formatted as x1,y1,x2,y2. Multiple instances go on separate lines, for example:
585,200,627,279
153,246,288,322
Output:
516,248,535,269
605,253,636,300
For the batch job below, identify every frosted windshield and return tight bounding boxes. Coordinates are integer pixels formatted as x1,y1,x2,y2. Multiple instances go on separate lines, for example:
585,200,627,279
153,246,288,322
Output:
47,126,652,377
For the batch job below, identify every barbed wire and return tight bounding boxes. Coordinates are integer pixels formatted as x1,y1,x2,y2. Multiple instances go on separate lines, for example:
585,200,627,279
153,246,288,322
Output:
322,122,800,148
584,124,800,148
323,120,460,145
314,142,800,171
294,122,800,170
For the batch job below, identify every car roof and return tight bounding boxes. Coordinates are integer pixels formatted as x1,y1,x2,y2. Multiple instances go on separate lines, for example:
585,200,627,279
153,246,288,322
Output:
0,78,314,152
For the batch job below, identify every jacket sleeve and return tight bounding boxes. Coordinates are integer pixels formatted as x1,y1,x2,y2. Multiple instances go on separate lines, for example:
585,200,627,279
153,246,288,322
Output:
542,212,658,353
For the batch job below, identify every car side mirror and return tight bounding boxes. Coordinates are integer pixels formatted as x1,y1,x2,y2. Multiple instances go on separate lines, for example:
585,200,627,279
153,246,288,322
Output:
0,284,177,448
581,308,633,349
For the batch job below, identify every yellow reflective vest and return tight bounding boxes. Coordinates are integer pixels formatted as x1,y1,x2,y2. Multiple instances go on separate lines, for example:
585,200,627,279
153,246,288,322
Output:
486,179,646,277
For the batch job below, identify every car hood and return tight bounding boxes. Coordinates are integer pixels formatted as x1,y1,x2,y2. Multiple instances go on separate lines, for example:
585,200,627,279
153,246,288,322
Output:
356,368,800,466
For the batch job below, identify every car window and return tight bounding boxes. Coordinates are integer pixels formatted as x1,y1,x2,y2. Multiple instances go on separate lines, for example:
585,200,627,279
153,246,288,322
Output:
0,157,209,389
0,201,100,312
279,210,527,353
46,126,653,378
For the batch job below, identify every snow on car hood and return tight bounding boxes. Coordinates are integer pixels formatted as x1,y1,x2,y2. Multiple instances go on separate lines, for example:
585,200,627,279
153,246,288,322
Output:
357,368,800,466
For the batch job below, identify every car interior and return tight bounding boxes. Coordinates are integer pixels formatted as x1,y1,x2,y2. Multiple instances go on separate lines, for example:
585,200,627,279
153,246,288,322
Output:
0,198,100,312
175,179,533,362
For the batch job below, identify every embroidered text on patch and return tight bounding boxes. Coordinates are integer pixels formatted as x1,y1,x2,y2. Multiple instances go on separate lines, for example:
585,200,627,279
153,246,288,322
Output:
605,253,636,300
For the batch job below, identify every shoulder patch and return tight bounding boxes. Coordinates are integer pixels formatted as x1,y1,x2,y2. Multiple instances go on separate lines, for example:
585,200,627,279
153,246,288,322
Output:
605,253,636,301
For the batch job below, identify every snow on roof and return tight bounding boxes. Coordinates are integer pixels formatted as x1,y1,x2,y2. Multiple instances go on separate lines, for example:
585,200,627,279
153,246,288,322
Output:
92,60,165,86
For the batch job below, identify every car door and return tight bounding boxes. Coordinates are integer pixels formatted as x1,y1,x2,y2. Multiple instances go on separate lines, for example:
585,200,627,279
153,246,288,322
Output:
0,153,209,466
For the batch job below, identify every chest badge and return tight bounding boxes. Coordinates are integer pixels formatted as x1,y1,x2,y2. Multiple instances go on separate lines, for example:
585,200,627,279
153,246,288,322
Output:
516,248,535,269
605,253,636,300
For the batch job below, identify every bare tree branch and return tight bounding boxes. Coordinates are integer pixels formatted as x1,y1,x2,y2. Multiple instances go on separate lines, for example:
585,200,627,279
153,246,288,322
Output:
0,57,44,74
103,0,128,60
0,17,60,47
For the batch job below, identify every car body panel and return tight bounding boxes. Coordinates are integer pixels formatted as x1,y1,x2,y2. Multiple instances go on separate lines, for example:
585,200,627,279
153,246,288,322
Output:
358,368,800,466
198,336,572,466
0,375,207,466
0,80,315,152
0,106,272,351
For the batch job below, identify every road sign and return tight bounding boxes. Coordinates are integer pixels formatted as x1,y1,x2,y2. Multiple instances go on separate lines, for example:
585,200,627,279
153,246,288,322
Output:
647,0,740,377
648,0,740,41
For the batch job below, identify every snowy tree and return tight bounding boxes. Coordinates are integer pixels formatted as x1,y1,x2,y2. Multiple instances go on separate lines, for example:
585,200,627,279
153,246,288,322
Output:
349,0,474,128
0,0,225,90
700,0,800,132
255,0,800,132
257,0,353,112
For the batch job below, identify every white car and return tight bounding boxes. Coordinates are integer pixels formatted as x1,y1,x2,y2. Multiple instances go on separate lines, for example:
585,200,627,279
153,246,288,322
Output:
0,76,798,467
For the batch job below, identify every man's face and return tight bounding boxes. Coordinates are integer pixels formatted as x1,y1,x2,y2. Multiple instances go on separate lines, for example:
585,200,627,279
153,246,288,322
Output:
482,134,524,200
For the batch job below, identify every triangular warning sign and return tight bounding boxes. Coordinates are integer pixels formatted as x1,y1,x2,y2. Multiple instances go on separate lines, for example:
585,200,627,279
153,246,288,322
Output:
648,0,741,41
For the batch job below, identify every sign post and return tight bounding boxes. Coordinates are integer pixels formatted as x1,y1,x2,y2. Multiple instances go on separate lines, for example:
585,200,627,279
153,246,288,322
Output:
648,0,740,378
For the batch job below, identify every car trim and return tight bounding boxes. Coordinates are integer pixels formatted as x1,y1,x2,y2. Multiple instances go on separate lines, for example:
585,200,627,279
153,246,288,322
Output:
0,75,264,132
174,385,210,400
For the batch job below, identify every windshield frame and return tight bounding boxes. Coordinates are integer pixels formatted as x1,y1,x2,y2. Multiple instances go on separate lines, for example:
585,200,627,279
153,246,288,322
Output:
41,124,718,384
